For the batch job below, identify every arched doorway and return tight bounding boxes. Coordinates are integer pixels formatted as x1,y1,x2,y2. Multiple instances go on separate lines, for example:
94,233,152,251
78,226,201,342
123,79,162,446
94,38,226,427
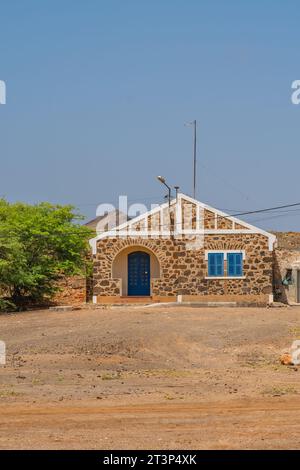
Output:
128,251,150,296
112,246,160,296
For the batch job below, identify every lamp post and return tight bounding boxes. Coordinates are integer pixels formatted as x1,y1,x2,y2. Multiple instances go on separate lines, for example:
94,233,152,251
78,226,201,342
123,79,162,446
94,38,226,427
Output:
157,176,171,206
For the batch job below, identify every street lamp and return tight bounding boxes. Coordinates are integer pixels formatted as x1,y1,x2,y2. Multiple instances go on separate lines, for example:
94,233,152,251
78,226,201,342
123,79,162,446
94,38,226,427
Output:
157,176,171,206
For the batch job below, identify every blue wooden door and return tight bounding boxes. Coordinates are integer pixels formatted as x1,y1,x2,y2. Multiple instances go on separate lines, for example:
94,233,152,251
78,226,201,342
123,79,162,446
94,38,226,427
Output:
128,251,150,296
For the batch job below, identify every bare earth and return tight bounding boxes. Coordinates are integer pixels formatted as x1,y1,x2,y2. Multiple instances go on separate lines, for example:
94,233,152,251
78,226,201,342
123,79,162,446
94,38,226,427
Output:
0,305,300,449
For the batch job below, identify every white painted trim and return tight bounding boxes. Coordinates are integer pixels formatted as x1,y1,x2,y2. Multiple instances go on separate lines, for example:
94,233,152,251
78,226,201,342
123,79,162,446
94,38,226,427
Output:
196,204,200,231
90,228,275,255
94,228,266,236
143,215,148,232
93,230,177,238
178,193,276,250
176,197,182,235
89,192,277,254
160,207,164,234
92,295,97,304
203,230,254,234
205,276,246,280
205,250,246,260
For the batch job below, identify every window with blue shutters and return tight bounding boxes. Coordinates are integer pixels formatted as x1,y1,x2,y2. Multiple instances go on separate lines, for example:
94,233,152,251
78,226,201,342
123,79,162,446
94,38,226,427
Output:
208,253,224,277
227,253,243,277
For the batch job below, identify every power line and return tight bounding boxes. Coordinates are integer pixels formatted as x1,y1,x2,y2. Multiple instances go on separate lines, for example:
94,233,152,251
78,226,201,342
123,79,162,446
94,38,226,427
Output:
0,201,299,240
92,200,300,231
230,202,300,218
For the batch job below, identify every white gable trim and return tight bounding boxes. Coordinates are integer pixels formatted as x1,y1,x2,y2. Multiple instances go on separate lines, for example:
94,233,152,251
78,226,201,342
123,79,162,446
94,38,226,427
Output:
178,193,274,237
89,193,276,254
177,193,276,251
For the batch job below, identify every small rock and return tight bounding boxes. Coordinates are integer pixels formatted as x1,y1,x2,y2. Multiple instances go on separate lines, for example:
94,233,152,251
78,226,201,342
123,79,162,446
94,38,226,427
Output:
280,352,293,365
49,306,78,312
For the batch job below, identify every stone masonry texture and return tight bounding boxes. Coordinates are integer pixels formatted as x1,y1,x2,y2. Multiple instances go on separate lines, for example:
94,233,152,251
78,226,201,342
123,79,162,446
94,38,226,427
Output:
93,233,273,299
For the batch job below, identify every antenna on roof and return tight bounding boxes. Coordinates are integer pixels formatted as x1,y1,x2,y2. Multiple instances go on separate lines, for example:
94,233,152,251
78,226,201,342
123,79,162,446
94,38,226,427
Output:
185,120,197,199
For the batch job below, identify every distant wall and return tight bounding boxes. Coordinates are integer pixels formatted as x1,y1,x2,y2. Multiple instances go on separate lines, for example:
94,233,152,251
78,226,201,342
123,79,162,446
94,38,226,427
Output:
53,276,87,305
273,232,300,250
273,232,300,304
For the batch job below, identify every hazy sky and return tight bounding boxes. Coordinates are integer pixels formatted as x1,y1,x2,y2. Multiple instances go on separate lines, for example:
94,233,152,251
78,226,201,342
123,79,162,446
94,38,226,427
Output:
0,0,300,230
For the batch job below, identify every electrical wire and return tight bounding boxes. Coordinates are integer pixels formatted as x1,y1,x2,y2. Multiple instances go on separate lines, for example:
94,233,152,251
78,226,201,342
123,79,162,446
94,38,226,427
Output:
0,200,299,240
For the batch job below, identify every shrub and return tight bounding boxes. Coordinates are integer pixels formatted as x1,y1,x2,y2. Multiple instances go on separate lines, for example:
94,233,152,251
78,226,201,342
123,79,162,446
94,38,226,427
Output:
0,199,93,307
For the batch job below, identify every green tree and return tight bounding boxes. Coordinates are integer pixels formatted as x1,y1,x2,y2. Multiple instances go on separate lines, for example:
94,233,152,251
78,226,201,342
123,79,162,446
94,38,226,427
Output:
0,199,93,308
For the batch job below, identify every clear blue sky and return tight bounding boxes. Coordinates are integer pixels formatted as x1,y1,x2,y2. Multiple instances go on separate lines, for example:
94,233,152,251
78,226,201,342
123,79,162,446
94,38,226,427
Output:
0,0,299,230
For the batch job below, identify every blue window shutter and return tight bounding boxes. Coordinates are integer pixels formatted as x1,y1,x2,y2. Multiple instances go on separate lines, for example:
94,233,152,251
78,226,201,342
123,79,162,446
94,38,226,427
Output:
227,253,243,276
228,254,234,276
235,253,243,276
208,253,224,276
208,253,215,276
216,253,224,276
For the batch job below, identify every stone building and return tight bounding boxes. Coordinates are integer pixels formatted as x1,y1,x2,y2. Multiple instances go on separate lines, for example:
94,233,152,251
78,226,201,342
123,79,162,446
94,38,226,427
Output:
273,232,300,304
89,194,276,306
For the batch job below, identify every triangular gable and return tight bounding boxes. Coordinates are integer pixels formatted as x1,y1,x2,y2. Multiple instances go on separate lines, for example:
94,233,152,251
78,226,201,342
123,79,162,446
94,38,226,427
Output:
89,193,276,253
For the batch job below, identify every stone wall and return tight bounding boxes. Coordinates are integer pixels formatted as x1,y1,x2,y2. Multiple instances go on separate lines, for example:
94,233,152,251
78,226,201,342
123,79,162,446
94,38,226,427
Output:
93,233,273,303
273,232,300,250
272,232,300,304
53,275,87,305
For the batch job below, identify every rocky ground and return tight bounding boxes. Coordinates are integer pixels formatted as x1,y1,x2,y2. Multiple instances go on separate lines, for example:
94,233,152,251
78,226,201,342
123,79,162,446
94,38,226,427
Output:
0,305,300,449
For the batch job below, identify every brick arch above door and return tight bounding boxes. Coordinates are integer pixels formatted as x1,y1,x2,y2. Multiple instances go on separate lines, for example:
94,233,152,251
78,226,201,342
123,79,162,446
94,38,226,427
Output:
111,243,161,296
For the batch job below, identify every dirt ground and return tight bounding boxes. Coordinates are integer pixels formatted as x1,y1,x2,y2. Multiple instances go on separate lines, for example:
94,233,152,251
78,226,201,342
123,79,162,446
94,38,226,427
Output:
0,305,300,449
